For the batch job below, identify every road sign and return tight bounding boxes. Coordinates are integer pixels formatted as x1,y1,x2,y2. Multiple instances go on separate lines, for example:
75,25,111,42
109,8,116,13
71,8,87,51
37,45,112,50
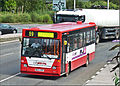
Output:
53,0,66,11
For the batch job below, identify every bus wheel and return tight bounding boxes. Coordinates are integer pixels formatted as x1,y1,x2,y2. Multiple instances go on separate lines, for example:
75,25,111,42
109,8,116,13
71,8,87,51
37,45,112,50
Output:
96,34,100,44
84,55,89,67
0,31,2,35
115,31,119,39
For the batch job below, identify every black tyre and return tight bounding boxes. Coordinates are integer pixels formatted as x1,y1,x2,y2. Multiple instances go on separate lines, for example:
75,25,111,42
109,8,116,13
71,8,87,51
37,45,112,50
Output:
0,31,2,35
96,34,100,44
84,55,89,67
115,31,119,39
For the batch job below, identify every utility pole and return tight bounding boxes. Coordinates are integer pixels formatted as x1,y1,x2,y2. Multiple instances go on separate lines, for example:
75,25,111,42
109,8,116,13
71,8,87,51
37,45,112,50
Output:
107,0,109,9
74,0,76,10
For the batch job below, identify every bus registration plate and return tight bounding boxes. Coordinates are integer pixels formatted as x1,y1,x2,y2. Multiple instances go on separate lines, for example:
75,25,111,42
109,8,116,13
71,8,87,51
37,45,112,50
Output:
35,69,44,72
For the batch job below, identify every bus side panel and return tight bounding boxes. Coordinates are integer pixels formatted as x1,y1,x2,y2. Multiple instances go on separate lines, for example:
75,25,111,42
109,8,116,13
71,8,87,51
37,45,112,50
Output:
89,52,95,62
70,51,95,71
71,55,87,71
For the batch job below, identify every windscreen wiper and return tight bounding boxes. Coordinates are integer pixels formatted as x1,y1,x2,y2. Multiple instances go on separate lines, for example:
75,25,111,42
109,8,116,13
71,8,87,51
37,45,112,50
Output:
44,54,51,60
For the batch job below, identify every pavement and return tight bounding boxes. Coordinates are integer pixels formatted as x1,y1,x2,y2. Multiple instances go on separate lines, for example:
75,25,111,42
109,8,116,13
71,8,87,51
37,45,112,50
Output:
85,61,119,86
0,33,22,39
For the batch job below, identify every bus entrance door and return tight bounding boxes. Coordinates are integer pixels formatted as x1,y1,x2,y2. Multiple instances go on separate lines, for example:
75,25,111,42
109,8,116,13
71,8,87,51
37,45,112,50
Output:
61,37,67,74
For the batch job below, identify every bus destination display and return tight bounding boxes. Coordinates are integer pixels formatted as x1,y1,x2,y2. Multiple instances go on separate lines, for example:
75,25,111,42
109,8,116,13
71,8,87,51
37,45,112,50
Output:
25,30,57,38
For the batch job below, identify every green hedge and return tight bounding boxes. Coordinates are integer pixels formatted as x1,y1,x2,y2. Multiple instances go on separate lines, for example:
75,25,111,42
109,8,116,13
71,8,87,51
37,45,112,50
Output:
0,11,54,23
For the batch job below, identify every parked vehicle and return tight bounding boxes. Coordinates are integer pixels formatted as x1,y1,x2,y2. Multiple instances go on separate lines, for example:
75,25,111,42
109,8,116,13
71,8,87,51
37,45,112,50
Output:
54,9,120,44
0,24,17,35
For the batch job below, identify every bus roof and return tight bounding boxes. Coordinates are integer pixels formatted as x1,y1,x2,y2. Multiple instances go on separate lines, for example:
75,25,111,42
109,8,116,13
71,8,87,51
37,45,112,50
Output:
27,22,96,33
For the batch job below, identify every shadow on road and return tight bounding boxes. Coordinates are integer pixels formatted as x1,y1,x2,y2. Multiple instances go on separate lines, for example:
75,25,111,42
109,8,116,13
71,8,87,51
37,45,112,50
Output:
100,39,115,43
19,74,60,80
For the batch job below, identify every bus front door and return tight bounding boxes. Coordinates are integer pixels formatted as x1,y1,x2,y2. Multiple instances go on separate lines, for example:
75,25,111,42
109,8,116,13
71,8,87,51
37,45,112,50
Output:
61,37,67,74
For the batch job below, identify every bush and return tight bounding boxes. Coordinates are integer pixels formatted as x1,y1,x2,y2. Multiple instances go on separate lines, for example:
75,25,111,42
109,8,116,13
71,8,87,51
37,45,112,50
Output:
14,14,20,23
30,12,39,22
2,14,16,23
43,14,53,23
18,13,31,22
0,15,3,23
38,16,43,22
0,12,53,23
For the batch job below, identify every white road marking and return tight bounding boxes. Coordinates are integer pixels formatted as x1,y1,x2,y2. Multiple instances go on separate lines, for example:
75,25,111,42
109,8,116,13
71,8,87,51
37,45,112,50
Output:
104,64,107,67
96,71,100,75
0,72,21,83
0,40,19,45
100,68,104,71
86,80,90,83
0,53,14,57
91,75,95,79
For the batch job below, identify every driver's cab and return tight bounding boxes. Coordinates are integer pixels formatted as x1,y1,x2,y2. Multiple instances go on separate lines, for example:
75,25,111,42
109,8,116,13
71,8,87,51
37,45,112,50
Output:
54,10,85,23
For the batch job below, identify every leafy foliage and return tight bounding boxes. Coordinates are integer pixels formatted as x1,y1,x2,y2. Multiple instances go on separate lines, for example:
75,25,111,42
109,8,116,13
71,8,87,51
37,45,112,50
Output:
66,0,119,9
1,0,16,12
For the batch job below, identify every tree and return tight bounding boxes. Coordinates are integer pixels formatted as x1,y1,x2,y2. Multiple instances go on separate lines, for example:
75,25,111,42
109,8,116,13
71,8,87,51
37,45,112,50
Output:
15,0,25,13
0,0,6,11
4,0,16,12
15,0,47,13
76,1,92,8
66,0,74,9
109,2,119,9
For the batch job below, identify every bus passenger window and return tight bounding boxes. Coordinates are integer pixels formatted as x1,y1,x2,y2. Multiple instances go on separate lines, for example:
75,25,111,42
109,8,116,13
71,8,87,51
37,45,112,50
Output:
83,32,86,46
86,31,90,44
69,36,73,52
74,38,77,50
79,33,83,48
92,30,95,42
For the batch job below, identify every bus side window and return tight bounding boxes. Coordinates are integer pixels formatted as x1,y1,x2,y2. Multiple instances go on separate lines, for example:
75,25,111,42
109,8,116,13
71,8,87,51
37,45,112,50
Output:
74,38,77,50
69,36,73,52
92,29,96,42
79,33,83,48
83,32,86,46
86,31,90,44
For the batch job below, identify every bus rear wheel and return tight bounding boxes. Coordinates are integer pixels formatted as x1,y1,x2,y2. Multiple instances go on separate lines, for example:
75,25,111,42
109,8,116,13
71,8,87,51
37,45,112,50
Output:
84,55,89,67
96,34,100,44
115,31,119,39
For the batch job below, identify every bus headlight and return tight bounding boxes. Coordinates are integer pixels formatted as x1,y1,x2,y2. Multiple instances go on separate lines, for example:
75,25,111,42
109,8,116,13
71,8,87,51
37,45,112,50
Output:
24,64,27,67
52,66,56,69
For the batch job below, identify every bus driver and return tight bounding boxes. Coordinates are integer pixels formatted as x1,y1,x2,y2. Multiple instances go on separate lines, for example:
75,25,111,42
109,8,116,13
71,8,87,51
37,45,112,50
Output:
31,39,40,48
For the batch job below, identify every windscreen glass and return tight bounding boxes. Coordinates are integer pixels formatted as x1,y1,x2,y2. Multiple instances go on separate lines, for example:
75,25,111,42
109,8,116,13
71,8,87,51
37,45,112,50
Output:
22,38,60,59
56,14,85,23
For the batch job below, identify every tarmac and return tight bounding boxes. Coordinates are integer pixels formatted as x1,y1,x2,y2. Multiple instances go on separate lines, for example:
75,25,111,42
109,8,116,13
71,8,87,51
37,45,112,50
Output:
85,61,119,86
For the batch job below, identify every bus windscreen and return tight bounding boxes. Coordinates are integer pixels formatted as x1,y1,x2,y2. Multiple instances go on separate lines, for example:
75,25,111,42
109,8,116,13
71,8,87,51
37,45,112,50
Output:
22,38,60,59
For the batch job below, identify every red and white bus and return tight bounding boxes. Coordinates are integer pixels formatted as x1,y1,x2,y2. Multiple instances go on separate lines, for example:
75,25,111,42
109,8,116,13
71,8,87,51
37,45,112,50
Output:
21,21,96,76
